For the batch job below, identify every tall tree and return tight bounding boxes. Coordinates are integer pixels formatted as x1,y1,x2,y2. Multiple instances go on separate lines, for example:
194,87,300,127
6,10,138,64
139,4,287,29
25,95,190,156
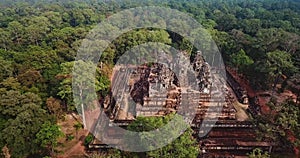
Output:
230,49,254,73
124,114,199,158
266,50,297,89
7,21,24,46
0,28,10,50
57,60,110,127
42,11,63,29
255,28,284,53
0,90,52,157
26,16,50,45
35,121,64,156
0,57,13,82
46,97,64,119
255,99,300,153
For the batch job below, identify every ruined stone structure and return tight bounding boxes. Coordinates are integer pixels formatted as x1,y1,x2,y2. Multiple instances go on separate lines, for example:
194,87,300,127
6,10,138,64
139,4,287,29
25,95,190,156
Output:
193,51,212,94
89,51,280,157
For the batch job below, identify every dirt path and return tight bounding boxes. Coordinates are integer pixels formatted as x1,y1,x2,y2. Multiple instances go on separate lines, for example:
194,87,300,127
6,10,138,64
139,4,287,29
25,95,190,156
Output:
56,114,92,158
60,130,89,158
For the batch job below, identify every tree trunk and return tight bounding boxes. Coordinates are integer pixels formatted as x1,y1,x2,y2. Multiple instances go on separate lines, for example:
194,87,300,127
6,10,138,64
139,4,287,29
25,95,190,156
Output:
35,39,39,46
296,92,299,104
50,144,54,157
80,86,86,128
268,145,272,154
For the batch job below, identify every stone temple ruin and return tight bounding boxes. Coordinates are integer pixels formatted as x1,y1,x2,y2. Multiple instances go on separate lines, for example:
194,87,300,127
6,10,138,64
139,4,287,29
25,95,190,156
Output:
103,51,215,121
89,51,279,157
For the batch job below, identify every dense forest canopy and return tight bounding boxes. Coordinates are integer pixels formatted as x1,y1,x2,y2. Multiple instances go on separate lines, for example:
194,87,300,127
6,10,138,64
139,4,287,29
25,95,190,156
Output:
0,0,299,157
